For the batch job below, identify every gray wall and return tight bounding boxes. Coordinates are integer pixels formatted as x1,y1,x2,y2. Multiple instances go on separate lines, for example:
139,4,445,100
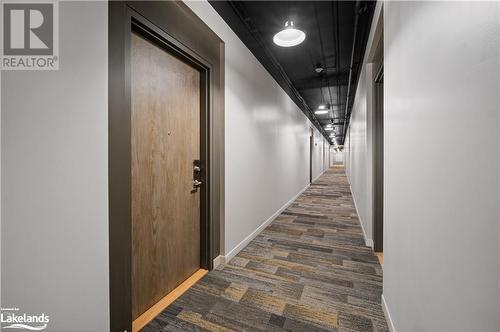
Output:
384,1,500,330
1,2,109,331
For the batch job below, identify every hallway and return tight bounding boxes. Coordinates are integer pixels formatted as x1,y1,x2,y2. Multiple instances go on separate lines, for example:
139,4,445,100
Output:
3,1,500,330
145,166,388,331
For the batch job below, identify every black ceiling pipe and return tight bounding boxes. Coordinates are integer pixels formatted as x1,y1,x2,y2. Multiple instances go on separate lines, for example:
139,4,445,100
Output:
342,1,361,143
333,1,342,141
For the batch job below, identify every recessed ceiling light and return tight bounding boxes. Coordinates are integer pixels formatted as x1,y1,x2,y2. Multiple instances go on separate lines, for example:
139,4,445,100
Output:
273,21,306,47
315,110,328,115
325,127,333,131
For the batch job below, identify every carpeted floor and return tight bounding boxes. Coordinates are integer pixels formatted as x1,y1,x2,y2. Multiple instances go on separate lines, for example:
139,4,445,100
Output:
144,165,389,331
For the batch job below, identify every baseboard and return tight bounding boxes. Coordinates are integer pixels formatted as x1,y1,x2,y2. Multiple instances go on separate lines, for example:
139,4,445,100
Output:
223,183,310,263
212,255,224,269
349,184,374,248
312,167,327,183
382,294,396,332
132,269,208,332
365,236,374,248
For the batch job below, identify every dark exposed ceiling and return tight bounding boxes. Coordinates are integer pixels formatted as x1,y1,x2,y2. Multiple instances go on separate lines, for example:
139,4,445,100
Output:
209,1,375,145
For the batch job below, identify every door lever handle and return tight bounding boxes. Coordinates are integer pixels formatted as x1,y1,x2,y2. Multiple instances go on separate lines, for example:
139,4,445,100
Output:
193,180,202,188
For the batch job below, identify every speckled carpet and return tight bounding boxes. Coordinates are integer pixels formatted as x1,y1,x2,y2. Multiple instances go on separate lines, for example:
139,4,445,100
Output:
144,165,389,331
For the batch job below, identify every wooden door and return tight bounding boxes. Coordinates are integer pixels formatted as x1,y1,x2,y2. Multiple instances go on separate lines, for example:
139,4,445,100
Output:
131,32,201,319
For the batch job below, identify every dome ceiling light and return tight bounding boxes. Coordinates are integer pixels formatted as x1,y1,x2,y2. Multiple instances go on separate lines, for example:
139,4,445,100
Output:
273,21,306,47
315,63,324,73
314,104,329,115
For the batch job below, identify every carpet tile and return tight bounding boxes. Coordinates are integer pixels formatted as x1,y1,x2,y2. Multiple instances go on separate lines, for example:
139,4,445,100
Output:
144,165,389,331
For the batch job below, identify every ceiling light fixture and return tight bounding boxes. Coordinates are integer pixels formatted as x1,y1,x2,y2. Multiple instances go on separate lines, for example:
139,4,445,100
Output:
273,21,306,47
314,104,329,115
325,127,333,131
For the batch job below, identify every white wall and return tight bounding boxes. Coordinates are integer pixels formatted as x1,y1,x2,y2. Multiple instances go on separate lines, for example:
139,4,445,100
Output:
343,1,383,248
383,1,500,331
330,147,343,165
344,127,350,177
184,1,330,261
312,128,328,182
344,65,374,246
1,2,109,331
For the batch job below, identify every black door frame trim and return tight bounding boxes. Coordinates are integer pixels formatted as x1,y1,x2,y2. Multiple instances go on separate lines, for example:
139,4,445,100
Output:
309,132,313,184
372,62,384,252
109,3,221,331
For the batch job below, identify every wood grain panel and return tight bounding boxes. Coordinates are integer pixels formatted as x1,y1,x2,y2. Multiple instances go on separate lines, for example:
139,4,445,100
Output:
131,32,201,319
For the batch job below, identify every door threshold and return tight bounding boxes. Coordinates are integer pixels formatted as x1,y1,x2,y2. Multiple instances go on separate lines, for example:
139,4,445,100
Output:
132,269,208,332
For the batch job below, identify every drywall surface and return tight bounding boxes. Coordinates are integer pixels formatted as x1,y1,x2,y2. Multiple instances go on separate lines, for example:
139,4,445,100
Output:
184,1,330,258
1,2,109,331
384,1,500,330
344,67,372,244
343,2,383,247
312,128,328,182
330,148,343,165
344,127,350,178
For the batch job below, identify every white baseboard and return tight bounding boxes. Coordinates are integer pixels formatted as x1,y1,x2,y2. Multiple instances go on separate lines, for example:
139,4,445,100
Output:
312,167,327,183
349,184,374,248
365,236,374,248
223,183,310,264
382,294,396,332
212,255,224,269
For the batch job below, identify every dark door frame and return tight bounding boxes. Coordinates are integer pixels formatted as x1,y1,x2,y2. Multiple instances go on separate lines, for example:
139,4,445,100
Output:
108,3,224,331
373,63,384,252
309,130,313,183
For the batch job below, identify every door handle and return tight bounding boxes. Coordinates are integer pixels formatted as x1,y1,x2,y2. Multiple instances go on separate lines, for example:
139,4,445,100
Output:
192,160,202,191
